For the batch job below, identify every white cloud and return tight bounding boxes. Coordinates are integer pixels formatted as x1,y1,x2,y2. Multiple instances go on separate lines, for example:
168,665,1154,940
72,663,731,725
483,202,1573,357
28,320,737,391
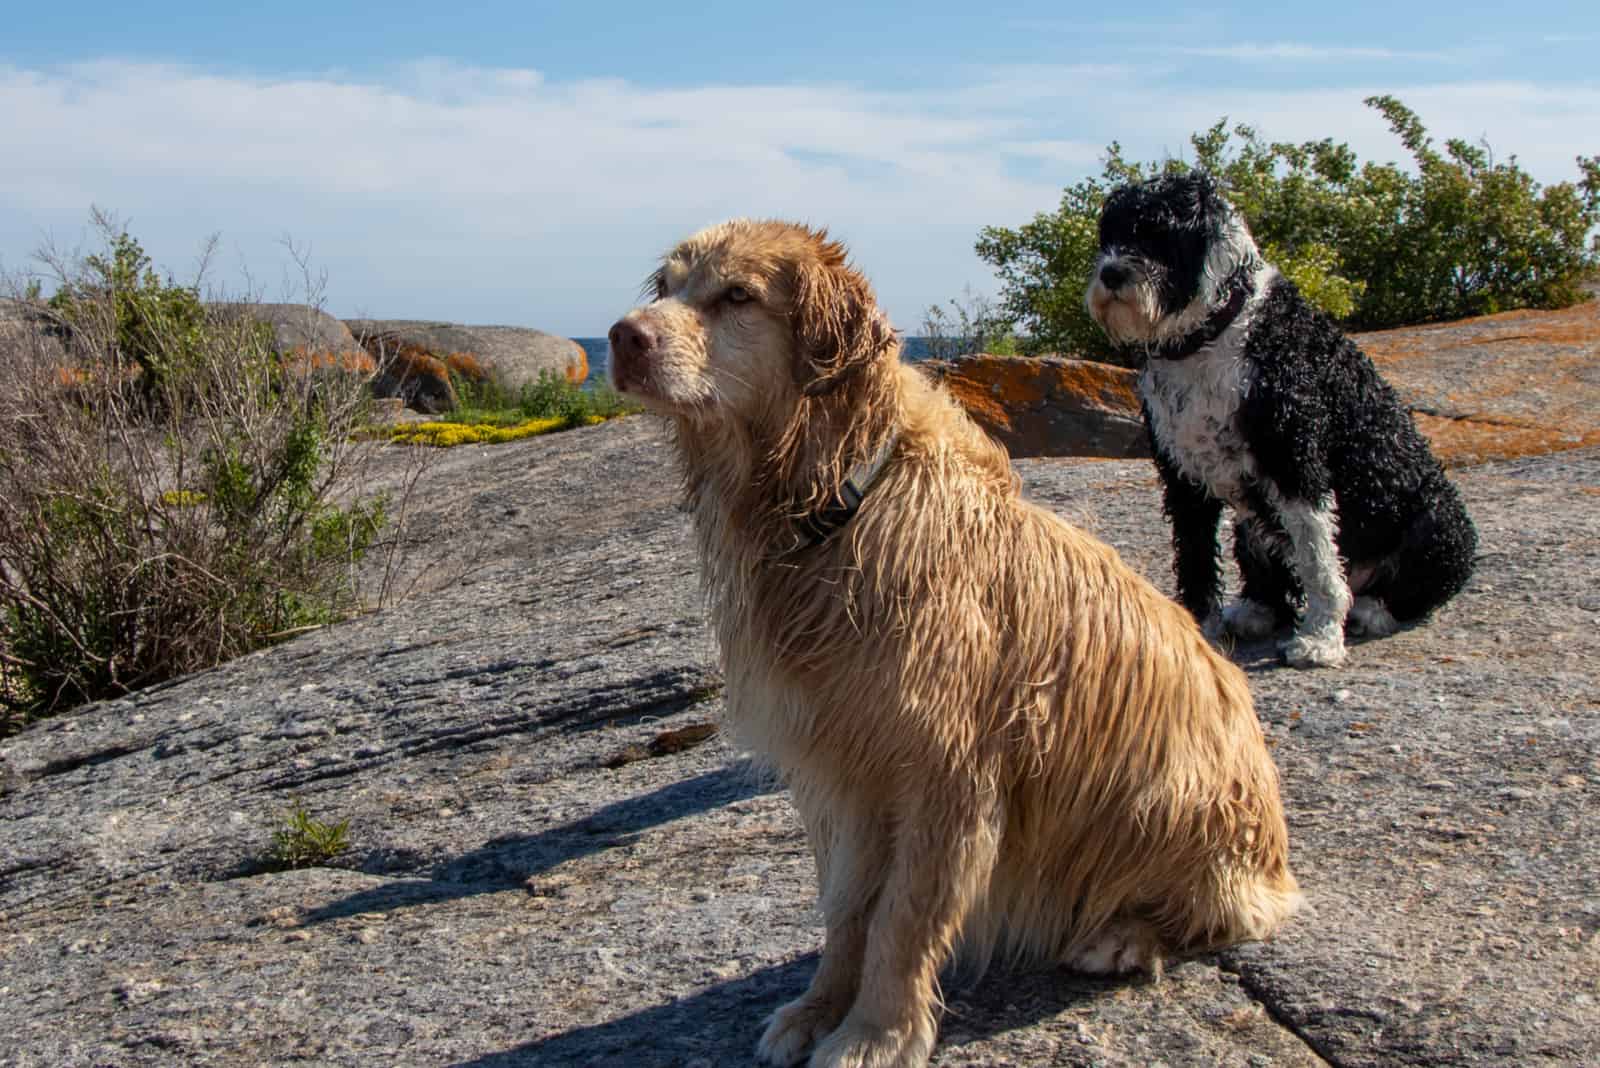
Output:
1169,43,1454,62
1,61,1594,335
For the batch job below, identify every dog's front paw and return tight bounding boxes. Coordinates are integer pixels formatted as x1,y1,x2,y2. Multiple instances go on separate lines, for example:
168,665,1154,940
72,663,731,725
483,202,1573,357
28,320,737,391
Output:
1222,598,1279,639
1067,922,1161,976
758,995,846,1066
809,1017,935,1068
1281,629,1347,669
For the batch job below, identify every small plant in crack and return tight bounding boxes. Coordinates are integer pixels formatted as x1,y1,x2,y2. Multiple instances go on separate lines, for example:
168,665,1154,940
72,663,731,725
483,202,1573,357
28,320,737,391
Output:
266,802,351,870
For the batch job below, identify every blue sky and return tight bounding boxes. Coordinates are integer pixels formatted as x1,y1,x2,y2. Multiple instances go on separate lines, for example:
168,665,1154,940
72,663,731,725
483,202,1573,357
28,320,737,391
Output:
3,3,1596,335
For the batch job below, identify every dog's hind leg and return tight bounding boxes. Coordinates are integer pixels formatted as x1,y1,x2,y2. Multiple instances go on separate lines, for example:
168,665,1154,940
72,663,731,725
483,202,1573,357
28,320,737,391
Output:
1358,491,1478,625
759,800,889,1066
1347,595,1399,637
808,784,1000,1068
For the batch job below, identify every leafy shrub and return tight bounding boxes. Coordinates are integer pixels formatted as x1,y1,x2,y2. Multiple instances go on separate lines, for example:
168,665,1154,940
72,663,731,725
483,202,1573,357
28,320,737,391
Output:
976,97,1600,365
0,216,390,731
44,218,216,399
1259,240,1365,322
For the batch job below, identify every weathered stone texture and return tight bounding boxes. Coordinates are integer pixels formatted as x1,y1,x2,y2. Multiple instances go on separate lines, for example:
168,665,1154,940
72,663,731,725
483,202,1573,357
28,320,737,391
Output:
2,417,1597,1066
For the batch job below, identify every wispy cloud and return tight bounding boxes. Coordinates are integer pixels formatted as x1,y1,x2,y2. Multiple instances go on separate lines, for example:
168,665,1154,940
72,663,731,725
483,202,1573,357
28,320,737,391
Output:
1168,42,1455,62
1,61,1593,332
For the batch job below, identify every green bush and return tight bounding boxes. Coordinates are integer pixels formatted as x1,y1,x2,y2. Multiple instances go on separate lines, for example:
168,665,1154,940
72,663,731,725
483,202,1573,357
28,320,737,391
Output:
976,97,1600,365
1,216,389,732
45,225,212,399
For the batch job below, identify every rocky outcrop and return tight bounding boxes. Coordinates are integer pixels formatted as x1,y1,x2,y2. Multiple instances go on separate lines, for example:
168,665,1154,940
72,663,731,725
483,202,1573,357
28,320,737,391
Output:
924,354,1146,459
1358,295,1600,465
932,295,1600,466
2,416,1596,1066
344,319,589,396
0,299,66,365
211,302,378,382
219,303,368,361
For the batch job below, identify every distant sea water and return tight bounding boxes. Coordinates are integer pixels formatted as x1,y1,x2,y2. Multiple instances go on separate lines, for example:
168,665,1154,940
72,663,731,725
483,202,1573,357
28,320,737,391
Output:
574,337,937,387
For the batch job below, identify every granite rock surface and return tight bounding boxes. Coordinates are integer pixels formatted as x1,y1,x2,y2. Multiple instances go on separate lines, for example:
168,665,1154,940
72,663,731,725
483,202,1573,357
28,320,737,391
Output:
2,416,1597,1067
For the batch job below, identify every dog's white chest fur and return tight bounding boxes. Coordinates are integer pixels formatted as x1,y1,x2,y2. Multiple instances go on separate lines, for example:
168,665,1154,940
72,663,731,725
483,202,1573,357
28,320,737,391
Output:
1140,337,1255,504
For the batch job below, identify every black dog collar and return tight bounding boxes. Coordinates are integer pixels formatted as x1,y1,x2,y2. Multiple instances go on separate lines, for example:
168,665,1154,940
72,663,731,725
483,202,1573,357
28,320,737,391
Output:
797,431,899,548
1125,267,1255,363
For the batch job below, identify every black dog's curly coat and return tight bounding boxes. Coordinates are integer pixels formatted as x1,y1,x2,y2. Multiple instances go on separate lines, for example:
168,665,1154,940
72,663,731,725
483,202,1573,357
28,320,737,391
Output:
1216,283,1476,626
1086,172,1477,667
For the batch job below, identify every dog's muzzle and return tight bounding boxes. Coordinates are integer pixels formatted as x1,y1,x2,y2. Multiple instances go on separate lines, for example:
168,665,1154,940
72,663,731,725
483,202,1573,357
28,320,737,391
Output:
608,314,656,394
1097,262,1131,291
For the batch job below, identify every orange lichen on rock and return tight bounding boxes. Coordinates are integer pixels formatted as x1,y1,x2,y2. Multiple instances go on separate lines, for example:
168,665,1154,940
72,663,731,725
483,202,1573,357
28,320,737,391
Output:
362,338,459,414
279,345,377,376
443,351,489,383
1410,413,1600,467
1357,295,1600,467
51,361,142,393
929,293,1598,467
938,356,1139,426
925,354,1147,458
938,363,1025,430
564,344,590,385
54,365,91,388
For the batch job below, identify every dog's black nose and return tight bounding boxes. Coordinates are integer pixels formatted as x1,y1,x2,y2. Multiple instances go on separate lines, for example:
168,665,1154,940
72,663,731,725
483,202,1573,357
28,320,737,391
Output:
1099,263,1129,290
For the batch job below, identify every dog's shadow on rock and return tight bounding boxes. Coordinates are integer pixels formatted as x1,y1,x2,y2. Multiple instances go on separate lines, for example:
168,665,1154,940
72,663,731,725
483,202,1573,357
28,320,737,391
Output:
451,956,1127,1067
302,766,778,926
452,956,813,1067
939,966,1132,1053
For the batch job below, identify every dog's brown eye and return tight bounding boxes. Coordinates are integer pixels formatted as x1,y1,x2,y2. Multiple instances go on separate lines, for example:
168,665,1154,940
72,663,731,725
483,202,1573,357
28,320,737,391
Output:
724,285,752,305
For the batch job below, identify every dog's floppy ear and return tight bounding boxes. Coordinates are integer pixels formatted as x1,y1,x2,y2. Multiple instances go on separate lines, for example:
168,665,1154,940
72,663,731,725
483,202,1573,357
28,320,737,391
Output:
1187,170,1228,232
789,248,896,396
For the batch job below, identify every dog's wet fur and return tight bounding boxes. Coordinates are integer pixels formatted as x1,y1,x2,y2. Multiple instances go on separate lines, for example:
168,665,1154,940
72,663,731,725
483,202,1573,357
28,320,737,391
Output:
610,219,1299,1067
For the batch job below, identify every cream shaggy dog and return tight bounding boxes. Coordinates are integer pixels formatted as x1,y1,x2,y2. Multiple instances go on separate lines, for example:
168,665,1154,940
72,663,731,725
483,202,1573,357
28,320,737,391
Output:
608,220,1300,1068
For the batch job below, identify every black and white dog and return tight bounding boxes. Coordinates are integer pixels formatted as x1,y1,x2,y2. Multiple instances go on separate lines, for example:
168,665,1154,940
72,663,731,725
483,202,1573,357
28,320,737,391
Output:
1086,172,1477,668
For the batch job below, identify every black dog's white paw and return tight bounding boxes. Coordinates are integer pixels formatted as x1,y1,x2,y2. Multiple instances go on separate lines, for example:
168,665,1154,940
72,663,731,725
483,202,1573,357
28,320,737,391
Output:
1281,629,1347,668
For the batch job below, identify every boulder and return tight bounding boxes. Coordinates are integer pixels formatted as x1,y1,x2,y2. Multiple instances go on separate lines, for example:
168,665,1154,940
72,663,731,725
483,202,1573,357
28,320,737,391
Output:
212,302,377,380
924,353,1147,459
359,337,461,415
1,300,105,397
217,303,363,359
344,319,589,395
0,299,66,364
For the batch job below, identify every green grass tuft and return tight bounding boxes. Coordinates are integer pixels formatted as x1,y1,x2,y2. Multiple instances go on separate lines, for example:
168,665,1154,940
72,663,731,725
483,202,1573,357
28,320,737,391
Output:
266,802,352,870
